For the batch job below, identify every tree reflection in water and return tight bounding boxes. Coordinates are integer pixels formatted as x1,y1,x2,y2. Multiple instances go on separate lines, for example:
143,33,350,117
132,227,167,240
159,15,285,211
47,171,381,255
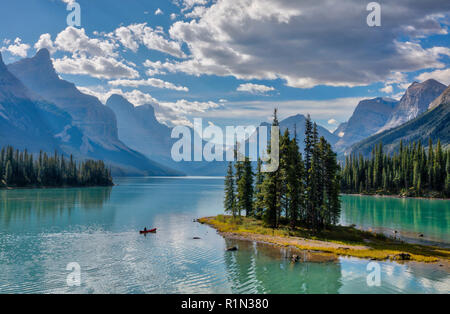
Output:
0,187,112,226
223,238,343,294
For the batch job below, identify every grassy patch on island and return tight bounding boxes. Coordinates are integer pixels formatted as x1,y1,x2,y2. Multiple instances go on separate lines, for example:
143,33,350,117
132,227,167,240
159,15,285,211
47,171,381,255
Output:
198,215,450,263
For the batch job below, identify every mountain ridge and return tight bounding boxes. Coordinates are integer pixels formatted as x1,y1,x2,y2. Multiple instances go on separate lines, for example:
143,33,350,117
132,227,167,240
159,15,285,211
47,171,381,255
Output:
3,49,180,176
333,97,398,152
377,79,446,133
349,85,450,156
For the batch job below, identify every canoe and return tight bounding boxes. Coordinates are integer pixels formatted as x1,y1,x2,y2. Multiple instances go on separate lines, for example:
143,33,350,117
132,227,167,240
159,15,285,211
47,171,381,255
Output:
140,228,157,234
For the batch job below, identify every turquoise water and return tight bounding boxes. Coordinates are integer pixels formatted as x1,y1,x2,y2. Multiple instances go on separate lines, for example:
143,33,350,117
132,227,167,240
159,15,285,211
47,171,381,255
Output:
0,177,449,294
340,195,450,246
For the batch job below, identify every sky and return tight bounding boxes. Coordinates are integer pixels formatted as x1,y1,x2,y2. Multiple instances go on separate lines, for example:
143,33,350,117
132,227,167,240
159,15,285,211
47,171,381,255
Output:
0,0,449,131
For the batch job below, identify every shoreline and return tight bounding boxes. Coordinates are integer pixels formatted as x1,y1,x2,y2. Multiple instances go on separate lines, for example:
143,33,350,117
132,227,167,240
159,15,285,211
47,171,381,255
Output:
0,184,114,191
341,193,450,201
198,216,450,265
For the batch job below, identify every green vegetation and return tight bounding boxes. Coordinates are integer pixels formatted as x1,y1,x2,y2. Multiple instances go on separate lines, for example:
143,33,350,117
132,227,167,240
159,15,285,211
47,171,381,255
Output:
224,110,341,231
199,215,450,263
0,146,113,188
341,139,450,198
218,111,450,264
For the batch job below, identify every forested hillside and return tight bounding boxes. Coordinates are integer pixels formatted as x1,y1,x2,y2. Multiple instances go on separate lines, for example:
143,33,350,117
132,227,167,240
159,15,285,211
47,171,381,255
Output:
0,146,113,188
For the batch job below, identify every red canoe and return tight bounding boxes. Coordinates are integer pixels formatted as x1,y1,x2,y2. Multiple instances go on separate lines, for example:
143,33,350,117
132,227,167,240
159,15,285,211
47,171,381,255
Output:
140,228,157,234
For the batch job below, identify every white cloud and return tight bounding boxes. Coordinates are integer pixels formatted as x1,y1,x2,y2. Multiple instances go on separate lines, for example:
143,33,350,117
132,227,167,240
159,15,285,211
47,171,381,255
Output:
34,34,56,54
0,37,30,57
380,85,394,94
170,13,178,20
113,23,186,58
185,6,207,19
175,0,209,12
53,55,139,80
143,58,178,75
236,83,275,94
55,27,118,58
328,119,338,125
416,68,450,85
166,0,450,89
108,78,189,92
155,8,164,15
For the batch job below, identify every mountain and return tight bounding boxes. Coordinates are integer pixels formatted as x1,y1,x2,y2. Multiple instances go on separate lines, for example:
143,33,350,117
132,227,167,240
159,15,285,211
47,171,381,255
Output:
8,49,118,145
0,51,73,152
378,79,446,133
5,49,178,176
108,95,338,175
107,94,229,175
333,97,398,152
349,86,450,157
262,114,339,151
106,94,174,159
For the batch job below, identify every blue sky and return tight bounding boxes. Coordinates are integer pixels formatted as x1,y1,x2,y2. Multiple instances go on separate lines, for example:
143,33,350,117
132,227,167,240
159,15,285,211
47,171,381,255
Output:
0,0,449,131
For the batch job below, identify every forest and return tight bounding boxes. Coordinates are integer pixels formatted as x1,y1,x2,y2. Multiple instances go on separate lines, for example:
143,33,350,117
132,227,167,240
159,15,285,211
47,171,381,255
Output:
0,146,114,188
224,110,341,231
341,139,450,198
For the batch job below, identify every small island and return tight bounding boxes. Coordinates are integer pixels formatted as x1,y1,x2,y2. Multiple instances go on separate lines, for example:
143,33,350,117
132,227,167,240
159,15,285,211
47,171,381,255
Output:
0,145,114,189
198,215,450,263
201,112,450,264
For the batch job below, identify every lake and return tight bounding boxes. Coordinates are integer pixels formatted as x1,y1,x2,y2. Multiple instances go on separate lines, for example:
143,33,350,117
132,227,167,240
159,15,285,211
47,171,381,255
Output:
0,177,449,294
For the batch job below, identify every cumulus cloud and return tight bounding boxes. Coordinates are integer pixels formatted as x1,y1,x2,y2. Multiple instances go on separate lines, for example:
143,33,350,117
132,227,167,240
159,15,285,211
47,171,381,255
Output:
174,0,209,12
166,0,450,88
157,99,220,126
380,85,394,94
34,34,56,54
55,27,118,58
32,27,140,80
0,37,30,57
113,23,186,58
108,78,189,91
416,68,450,85
53,55,139,79
155,8,164,15
236,83,275,94
185,6,207,19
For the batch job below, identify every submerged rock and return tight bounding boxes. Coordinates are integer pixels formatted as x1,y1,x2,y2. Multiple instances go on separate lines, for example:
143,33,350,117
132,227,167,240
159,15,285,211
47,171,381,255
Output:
227,246,238,251
393,253,411,261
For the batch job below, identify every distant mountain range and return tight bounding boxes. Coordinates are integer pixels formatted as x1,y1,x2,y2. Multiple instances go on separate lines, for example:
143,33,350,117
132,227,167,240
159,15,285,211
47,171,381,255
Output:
333,97,398,152
336,79,448,157
350,85,450,156
377,79,446,133
263,114,339,151
1,49,179,176
1,49,448,176
107,93,340,175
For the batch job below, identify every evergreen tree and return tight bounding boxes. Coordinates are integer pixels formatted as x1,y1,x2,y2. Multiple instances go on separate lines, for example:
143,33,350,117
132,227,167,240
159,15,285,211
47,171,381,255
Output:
340,138,448,197
242,157,254,217
224,162,237,218
235,160,244,218
253,158,265,219
263,109,282,228
286,131,304,229
0,145,113,188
